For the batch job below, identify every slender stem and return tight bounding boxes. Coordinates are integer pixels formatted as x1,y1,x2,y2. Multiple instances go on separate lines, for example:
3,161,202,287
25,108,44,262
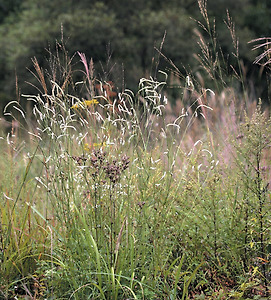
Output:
244,194,249,272
110,181,113,268
256,152,267,289
94,179,99,247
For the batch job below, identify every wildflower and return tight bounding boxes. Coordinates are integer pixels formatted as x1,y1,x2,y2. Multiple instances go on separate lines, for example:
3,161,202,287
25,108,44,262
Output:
84,142,107,152
103,155,130,184
84,143,91,152
94,142,107,148
71,99,99,109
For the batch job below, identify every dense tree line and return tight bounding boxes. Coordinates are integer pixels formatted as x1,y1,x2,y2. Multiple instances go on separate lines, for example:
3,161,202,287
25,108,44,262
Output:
0,0,270,108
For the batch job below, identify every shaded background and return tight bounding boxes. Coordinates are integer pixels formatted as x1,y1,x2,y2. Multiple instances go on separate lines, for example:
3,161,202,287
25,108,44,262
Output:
0,0,270,110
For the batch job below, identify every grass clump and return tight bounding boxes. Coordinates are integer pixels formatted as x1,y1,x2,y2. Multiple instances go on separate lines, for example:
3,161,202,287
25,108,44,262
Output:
1,2,271,299
1,43,207,298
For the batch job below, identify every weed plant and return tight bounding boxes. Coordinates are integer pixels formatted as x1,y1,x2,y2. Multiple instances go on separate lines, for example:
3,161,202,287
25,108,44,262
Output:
1,1,271,299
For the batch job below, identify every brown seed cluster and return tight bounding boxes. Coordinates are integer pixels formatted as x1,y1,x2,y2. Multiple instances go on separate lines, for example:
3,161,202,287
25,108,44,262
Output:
104,155,130,184
90,150,107,179
73,149,130,183
72,155,87,166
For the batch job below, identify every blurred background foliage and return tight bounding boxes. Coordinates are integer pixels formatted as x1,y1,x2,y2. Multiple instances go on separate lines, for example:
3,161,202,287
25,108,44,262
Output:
0,0,271,110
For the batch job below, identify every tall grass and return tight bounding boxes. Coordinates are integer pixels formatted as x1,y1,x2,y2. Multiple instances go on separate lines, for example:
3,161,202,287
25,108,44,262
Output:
1,1,271,299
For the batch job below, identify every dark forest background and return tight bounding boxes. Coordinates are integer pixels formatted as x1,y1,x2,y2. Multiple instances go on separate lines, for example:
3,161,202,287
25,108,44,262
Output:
0,0,271,110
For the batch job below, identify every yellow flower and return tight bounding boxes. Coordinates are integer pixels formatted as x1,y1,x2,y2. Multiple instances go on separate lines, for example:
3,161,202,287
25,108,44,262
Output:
84,142,107,152
71,99,99,109
94,142,107,147
84,143,91,151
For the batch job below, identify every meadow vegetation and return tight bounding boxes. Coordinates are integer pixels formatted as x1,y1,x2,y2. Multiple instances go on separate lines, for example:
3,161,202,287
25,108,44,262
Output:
0,1,271,299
